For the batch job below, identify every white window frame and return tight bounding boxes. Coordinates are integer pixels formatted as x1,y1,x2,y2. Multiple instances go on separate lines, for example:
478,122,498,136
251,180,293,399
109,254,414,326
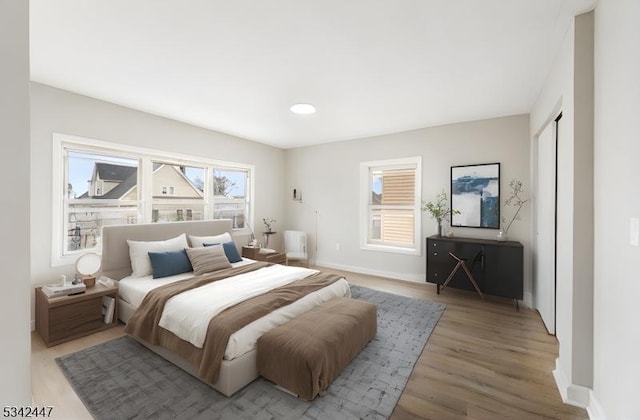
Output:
359,156,422,256
212,168,251,229
52,133,255,266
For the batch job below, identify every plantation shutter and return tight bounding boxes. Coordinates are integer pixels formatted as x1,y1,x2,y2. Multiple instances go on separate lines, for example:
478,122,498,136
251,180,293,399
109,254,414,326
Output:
380,168,415,245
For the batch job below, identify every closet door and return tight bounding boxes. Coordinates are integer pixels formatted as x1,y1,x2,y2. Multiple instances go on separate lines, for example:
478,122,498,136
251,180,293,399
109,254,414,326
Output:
535,118,558,334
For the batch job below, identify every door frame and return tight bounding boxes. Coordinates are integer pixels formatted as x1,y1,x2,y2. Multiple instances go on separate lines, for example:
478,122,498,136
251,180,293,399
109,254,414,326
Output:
533,111,561,334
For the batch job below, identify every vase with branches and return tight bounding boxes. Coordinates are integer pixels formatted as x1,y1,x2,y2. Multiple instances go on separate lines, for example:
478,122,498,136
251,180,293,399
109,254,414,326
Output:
422,190,460,236
499,179,529,240
262,217,276,232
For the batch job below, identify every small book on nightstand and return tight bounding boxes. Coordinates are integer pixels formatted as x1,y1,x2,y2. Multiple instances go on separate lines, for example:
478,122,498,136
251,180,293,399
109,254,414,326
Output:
102,296,116,324
42,283,86,298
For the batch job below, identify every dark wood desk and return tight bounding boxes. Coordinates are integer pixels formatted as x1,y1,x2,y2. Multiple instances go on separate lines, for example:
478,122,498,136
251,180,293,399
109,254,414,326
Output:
425,235,523,305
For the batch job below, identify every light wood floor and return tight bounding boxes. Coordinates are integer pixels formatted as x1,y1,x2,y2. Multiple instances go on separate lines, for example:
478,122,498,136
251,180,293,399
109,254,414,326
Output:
31,268,588,420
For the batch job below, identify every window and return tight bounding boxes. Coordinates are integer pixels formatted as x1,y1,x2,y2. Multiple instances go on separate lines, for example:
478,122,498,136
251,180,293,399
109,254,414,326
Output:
53,133,254,266
213,169,248,229
64,150,139,254
160,186,175,195
152,162,205,222
360,157,421,255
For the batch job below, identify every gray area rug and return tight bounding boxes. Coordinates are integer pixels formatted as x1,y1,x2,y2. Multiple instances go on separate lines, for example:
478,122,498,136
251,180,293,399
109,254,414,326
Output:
56,285,445,420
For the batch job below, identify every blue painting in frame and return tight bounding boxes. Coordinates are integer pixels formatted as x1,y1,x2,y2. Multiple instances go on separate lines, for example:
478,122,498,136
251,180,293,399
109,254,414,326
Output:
450,162,500,229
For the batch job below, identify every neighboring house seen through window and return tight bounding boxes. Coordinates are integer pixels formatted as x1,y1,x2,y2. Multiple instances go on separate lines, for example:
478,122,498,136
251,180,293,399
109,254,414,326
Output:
360,157,422,255
53,133,254,266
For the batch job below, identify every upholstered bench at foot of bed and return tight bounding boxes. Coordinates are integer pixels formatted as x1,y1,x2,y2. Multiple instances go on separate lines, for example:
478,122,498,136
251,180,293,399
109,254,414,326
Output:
256,297,377,401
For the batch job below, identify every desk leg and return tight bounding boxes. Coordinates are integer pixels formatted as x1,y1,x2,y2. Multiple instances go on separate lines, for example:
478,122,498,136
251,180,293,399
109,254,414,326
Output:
436,283,440,294
514,298,520,311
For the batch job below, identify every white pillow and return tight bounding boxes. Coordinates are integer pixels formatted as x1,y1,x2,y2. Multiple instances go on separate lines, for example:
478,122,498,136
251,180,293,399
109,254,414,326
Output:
188,232,232,248
127,233,189,277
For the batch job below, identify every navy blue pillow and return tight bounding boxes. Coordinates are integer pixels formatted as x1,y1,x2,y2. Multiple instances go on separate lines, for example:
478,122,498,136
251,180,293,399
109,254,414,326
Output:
147,249,193,279
203,241,242,263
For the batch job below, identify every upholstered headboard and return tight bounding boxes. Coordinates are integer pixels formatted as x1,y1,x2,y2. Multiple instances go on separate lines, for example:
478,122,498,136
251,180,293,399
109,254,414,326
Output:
101,219,235,280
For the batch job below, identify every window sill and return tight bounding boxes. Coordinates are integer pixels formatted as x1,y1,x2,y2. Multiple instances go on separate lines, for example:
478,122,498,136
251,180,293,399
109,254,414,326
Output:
360,243,420,256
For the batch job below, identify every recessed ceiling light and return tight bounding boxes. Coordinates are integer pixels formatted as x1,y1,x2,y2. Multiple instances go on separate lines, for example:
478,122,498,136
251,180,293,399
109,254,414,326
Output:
290,103,316,115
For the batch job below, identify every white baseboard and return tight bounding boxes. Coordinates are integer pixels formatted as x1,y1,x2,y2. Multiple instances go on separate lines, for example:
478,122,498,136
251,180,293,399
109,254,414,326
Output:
553,358,591,408
313,260,424,283
523,291,533,309
587,390,606,420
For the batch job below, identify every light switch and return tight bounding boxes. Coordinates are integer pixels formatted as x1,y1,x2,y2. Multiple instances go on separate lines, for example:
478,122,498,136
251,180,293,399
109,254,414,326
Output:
631,217,640,247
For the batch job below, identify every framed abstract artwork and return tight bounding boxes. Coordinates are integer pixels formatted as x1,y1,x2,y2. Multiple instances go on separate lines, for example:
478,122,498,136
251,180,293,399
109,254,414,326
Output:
450,162,500,229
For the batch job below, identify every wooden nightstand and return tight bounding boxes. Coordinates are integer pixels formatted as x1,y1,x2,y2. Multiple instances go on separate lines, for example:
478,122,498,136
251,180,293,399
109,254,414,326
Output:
242,246,287,265
35,283,119,347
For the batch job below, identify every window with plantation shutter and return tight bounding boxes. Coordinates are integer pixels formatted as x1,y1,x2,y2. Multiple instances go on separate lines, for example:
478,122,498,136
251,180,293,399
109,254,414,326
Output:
360,157,422,255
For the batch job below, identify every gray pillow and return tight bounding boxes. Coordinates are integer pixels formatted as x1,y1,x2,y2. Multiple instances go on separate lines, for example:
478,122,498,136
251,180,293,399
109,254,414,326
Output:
186,245,232,275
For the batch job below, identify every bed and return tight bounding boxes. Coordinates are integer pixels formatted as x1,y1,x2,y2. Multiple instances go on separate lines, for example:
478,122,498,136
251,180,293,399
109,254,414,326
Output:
100,219,351,397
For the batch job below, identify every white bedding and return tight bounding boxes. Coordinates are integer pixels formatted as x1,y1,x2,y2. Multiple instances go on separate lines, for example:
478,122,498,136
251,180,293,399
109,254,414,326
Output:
118,258,255,308
118,259,351,360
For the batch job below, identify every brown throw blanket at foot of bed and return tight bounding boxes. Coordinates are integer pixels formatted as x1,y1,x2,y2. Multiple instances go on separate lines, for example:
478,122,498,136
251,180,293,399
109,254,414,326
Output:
257,297,377,401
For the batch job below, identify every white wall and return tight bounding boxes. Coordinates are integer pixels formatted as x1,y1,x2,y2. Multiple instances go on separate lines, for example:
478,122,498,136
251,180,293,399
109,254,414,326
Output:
30,83,286,318
285,115,532,301
592,1,640,418
530,10,594,407
0,0,32,405
572,9,595,392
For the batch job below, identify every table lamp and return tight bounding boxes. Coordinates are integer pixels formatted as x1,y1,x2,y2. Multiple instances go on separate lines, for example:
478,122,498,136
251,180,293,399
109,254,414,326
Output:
75,252,101,287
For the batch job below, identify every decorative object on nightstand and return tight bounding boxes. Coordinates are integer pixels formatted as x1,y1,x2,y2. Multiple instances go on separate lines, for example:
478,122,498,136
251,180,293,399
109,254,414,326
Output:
246,220,258,246
498,179,529,241
262,217,277,247
422,190,460,236
262,217,276,233
75,252,101,287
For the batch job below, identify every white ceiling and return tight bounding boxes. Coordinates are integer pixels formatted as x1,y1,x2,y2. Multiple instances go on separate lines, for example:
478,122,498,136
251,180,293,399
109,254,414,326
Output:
29,0,595,149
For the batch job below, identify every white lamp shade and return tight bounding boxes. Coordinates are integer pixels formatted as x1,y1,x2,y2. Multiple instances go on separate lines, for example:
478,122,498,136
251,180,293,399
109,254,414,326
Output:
76,252,101,276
